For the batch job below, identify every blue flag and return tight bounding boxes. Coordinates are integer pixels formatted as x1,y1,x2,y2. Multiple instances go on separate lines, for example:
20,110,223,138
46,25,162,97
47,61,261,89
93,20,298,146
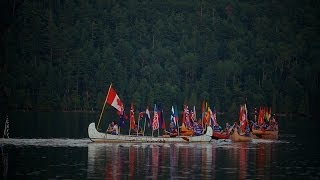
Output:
119,110,125,128
145,107,151,128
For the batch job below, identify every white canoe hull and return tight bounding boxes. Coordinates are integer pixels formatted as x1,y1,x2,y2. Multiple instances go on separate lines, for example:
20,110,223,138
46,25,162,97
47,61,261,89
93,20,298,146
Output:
88,123,213,143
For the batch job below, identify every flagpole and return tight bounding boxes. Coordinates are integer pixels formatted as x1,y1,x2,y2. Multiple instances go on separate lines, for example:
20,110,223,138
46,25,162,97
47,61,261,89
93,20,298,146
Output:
129,120,131,136
175,105,180,137
157,110,160,137
97,83,112,130
143,117,146,136
177,118,180,137
137,116,139,136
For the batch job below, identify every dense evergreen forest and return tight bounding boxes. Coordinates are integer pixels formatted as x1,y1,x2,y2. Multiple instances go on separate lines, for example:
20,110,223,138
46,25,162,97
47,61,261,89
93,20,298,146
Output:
0,0,319,117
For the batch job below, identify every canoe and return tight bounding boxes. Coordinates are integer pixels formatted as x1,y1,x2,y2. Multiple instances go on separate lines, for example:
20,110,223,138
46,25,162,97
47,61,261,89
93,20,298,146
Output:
212,131,230,140
230,129,252,142
88,123,213,143
252,129,278,140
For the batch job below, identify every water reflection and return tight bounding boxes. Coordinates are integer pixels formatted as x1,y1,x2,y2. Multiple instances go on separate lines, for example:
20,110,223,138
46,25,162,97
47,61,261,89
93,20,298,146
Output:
87,143,220,179
87,141,287,179
0,146,8,180
0,137,314,179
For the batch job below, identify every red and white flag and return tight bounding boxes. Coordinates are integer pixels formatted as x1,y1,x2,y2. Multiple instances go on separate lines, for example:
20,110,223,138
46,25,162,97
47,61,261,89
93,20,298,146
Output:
152,104,159,130
130,103,136,129
105,85,124,112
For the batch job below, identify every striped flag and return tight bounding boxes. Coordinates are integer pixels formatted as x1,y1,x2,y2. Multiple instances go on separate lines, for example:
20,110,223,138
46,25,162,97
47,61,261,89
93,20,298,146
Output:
152,104,159,130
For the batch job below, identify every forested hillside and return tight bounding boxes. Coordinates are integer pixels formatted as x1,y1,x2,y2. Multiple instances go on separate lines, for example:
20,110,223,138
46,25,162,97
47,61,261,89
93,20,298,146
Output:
1,0,319,117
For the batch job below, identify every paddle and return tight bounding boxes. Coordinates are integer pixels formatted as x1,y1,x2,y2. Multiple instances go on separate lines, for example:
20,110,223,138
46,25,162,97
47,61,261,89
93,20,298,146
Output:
227,124,235,135
181,136,189,142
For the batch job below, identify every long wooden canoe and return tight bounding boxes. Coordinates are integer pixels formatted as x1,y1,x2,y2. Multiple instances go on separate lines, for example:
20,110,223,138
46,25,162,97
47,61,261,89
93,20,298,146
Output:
88,123,213,143
252,129,278,140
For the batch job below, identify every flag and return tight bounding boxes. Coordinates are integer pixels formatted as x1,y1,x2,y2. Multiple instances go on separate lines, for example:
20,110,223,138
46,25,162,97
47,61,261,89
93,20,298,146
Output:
174,105,179,127
239,105,247,132
182,105,186,125
190,106,196,126
212,108,218,126
182,105,190,126
146,107,151,128
189,109,194,127
190,109,194,121
3,115,9,138
170,106,176,127
193,105,196,121
105,85,124,112
138,109,144,121
119,110,125,128
204,110,210,126
159,110,166,129
208,107,213,126
201,101,205,127
130,103,136,129
152,104,159,130
258,106,264,126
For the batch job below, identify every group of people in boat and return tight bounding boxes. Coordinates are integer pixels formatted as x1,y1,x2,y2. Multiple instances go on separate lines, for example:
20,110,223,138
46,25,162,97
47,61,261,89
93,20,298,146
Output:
252,114,278,131
106,119,206,137
106,121,119,135
164,119,204,137
105,105,278,139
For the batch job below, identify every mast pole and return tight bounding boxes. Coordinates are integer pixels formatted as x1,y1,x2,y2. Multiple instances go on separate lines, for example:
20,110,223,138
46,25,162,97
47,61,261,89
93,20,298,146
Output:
176,106,180,137
97,83,112,129
137,115,139,136
177,119,180,137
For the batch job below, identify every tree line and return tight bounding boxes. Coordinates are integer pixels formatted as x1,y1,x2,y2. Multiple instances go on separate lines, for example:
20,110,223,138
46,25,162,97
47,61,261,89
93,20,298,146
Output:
1,0,319,118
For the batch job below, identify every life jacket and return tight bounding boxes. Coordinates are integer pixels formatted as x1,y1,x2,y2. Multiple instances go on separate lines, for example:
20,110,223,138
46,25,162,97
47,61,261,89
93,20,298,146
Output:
214,126,222,132
194,124,203,135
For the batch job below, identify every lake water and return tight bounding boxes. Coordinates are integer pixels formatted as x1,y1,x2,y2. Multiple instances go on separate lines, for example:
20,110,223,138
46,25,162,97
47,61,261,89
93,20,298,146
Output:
0,112,320,179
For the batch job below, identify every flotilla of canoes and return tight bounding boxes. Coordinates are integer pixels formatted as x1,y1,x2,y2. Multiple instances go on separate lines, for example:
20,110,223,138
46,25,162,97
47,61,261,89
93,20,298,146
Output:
88,84,279,143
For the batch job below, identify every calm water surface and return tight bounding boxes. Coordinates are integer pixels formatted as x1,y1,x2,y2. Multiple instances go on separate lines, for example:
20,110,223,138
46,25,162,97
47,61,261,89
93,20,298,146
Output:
0,112,320,179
